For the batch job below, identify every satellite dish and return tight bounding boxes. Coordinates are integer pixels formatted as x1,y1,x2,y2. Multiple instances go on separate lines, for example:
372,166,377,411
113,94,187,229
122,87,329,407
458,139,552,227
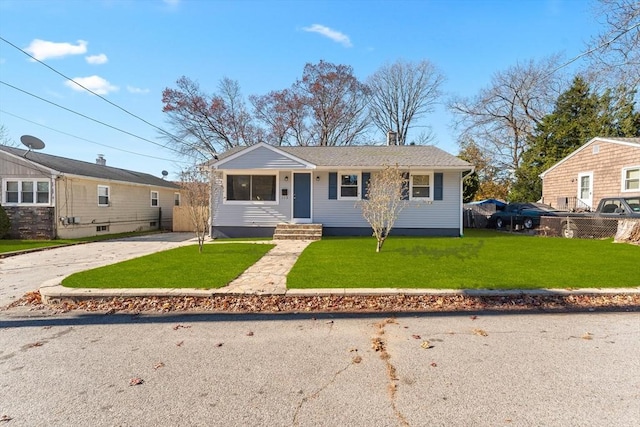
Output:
161,170,168,179
20,135,45,150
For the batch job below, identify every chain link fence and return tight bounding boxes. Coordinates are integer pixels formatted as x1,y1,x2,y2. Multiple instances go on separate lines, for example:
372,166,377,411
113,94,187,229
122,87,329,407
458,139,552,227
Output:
538,215,628,239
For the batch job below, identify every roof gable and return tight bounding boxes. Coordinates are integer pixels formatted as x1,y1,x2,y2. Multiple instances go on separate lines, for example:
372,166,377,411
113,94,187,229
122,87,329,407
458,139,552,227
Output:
0,145,179,188
214,143,314,170
540,137,640,178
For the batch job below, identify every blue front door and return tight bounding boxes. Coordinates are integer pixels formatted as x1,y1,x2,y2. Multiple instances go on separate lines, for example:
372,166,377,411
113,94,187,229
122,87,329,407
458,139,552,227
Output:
293,173,311,221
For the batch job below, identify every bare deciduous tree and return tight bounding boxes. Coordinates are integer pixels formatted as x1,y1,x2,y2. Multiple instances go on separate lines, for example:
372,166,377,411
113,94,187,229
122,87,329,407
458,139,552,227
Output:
178,166,216,253
368,59,445,145
0,124,18,147
161,77,259,160
585,0,640,95
358,165,408,252
449,55,565,176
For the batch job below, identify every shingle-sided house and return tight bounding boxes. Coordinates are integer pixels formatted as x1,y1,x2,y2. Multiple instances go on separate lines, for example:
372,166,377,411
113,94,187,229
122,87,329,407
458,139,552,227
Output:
209,143,473,238
0,145,180,239
540,137,640,211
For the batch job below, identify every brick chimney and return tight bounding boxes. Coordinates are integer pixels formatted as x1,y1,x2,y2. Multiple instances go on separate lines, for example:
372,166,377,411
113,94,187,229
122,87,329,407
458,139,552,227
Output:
387,131,398,145
96,154,106,166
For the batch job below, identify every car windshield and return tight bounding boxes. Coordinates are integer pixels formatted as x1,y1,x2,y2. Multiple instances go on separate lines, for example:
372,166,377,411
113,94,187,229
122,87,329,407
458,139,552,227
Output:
624,198,640,212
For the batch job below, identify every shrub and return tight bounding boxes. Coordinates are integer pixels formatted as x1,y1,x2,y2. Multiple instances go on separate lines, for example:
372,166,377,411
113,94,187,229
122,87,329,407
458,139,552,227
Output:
0,205,10,239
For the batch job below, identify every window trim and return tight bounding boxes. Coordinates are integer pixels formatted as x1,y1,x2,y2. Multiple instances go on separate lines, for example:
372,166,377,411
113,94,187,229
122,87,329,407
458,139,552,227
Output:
622,166,640,192
224,173,279,205
150,191,159,207
409,172,434,201
2,179,51,206
174,192,181,206
337,171,361,200
98,185,110,207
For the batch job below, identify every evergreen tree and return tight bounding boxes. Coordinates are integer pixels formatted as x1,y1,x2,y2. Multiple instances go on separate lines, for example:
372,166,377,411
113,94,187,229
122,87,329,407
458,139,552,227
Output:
510,76,640,202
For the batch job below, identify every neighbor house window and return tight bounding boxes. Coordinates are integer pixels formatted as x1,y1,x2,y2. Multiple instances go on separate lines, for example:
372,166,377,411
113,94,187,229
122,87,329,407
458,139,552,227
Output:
151,191,159,206
623,167,640,191
174,193,181,206
339,172,359,199
226,174,276,202
410,173,433,200
98,185,110,206
3,180,50,205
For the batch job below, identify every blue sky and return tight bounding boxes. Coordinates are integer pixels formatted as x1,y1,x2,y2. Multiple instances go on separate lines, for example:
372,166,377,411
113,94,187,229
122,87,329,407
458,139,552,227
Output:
0,0,598,179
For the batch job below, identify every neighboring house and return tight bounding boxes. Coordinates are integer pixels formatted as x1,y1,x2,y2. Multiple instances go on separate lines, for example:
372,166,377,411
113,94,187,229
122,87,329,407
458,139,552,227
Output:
209,142,473,238
540,137,640,211
0,145,180,239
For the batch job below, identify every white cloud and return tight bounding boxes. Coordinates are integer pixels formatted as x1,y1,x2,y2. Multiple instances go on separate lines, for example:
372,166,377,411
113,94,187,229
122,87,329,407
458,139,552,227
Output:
127,85,150,94
86,53,108,65
25,39,88,61
64,75,119,95
302,24,352,47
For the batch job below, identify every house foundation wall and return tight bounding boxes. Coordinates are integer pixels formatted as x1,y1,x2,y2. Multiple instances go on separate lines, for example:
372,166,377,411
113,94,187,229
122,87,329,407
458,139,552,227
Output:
4,206,56,240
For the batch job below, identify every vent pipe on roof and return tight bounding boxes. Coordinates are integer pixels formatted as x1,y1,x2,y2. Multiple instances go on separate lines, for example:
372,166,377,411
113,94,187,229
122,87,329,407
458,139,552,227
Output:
387,131,398,146
96,154,106,166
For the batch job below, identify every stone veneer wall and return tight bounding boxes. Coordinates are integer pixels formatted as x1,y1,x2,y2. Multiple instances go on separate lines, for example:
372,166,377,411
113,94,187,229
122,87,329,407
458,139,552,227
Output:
4,206,56,239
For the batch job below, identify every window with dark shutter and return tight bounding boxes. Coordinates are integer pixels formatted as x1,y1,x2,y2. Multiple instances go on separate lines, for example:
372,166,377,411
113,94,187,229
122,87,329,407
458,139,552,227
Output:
328,172,337,199
361,172,370,200
434,173,443,200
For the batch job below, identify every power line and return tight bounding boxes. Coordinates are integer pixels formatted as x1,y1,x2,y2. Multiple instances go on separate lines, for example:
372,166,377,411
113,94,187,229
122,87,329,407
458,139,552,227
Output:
0,109,192,164
0,80,184,154
0,35,181,145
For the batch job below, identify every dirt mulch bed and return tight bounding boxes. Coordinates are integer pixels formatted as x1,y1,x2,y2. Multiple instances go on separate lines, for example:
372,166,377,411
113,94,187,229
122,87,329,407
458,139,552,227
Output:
7,291,640,314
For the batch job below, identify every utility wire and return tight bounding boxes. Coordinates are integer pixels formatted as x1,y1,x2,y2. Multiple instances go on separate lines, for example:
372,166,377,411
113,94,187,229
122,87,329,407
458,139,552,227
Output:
0,35,180,144
0,80,185,154
0,109,192,164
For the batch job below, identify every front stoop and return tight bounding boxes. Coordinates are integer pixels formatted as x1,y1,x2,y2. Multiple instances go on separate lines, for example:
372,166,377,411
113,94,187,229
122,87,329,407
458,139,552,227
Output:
273,223,322,240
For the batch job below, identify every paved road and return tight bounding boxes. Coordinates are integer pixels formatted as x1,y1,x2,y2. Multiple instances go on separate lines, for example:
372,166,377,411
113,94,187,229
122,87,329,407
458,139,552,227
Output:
1,309,638,426
0,233,196,308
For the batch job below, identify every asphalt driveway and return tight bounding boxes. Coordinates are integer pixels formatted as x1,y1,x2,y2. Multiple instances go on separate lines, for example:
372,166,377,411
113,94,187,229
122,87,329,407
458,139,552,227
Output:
0,233,196,309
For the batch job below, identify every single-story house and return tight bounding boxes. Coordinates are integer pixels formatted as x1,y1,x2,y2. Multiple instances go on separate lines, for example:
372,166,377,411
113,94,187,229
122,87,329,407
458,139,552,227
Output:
0,145,180,239
209,142,473,238
540,137,640,211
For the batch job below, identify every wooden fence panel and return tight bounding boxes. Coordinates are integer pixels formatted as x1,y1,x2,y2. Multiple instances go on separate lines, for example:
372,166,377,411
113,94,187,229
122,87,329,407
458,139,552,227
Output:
172,206,209,232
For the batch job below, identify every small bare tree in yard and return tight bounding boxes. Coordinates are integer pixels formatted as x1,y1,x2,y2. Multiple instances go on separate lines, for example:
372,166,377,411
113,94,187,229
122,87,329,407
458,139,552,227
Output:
178,167,213,253
358,165,408,252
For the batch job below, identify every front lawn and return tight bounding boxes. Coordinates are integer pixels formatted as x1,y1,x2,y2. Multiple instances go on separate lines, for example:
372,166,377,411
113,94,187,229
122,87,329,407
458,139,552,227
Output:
62,243,275,289
287,230,640,289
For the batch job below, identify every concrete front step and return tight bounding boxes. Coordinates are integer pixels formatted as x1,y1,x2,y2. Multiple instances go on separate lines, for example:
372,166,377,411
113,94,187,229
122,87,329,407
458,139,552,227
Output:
273,223,322,240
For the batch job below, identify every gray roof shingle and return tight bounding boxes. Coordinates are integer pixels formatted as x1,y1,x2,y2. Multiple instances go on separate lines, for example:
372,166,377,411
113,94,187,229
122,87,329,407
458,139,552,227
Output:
0,145,179,189
217,144,472,168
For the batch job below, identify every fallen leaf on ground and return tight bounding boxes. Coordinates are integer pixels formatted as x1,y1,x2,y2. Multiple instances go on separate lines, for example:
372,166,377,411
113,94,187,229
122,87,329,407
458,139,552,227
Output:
420,341,433,349
470,315,478,320
1,415,13,422
372,337,385,352
153,362,165,369
430,362,437,367
246,331,254,336
129,377,144,386
216,342,223,347
176,341,184,347
473,328,488,337
582,332,593,340
27,342,44,348
352,355,363,364
411,334,421,340
172,324,191,330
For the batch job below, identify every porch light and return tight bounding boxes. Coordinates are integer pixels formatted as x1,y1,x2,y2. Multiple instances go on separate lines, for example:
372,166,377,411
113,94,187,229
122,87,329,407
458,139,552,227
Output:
316,176,320,182
284,176,289,182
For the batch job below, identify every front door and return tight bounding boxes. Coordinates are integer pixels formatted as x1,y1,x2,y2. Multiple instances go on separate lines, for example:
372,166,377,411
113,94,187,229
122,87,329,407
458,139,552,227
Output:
293,173,311,222
577,172,593,210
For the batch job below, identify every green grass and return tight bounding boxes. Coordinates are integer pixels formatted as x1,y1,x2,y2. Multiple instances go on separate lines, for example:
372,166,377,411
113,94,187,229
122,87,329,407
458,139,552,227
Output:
0,231,166,254
287,230,640,289
62,243,275,289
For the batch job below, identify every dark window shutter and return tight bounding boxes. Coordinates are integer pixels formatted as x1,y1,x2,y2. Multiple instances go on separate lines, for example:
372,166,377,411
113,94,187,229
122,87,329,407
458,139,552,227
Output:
434,173,443,200
361,172,370,199
328,172,337,200
401,172,409,200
